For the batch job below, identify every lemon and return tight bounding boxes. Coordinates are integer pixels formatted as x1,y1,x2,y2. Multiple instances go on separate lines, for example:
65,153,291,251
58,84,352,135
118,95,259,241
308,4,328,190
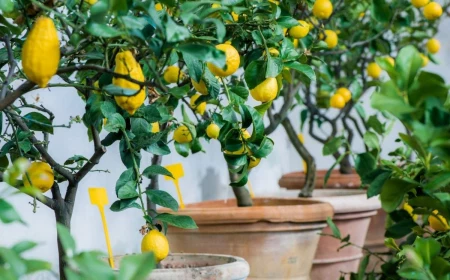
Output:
335,87,351,103
403,203,418,221
420,53,429,67
313,0,333,19
85,0,97,4
22,17,60,88
293,39,299,48
189,94,206,115
427,38,440,54
151,122,159,133
163,66,184,84
367,62,382,79
206,123,220,139
411,0,429,8
289,20,310,39
321,30,338,49
113,51,146,115
212,3,221,8
330,94,345,109
428,210,450,232
23,162,54,193
173,126,193,143
423,2,443,20
248,157,261,169
191,78,208,95
386,56,395,67
267,48,280,57
141,229,170,263
250,78,278,103
207,44,240,77
224,145,246,155
231,11,239,21
155,3,163,11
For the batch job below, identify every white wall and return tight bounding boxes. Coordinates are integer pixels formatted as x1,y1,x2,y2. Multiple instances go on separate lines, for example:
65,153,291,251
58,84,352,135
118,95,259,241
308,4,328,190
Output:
1,18,449,277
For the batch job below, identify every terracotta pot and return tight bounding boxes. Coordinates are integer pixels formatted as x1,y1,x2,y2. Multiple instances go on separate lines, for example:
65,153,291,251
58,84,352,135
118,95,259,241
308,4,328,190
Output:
278,170,361,190
276,186,381,280
163,197,333,280
279,170,387,273
112,253,249,280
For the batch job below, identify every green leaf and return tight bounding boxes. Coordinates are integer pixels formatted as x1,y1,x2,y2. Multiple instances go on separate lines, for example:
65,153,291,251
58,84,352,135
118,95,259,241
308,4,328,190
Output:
0,0,14,13
24,259,51,274
415,238,440,265
323,136,345,156
12,241,37,254
244,60,266,89
119,253,155,280
120,15,148,30
174,142,190,157
0,247,26,276
110,198,141,212
430,257,450,279
155,213,198,229
117,181,138,199
100,101,117,118
370,0,392,23
0,199,24,224
285,61,316,82
371,81,417,117
355,152,376,177
380,179,418,212
104,113,126,133
326,217,341,239
178,43,226,68
64,155,89,165
241,105,265,142
324,153,347,186
56,224,76,257
165,16,191,43
183,53,203,83
131,118,151,134
423,173,450,192
366,169,392,198
23,112,53,134
145,190,179,212
396,46,423,90
142,165,173,178
266,56,283,78
363,131,380,151
85,21,124,38
103,84,140,96
399,133,427,161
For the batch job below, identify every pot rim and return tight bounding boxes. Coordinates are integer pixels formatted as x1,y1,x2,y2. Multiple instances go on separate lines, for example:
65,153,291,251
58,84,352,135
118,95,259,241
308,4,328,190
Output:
160,197,334,225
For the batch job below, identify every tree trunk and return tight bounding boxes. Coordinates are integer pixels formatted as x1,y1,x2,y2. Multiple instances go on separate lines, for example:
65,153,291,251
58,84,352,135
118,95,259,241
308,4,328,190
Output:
147,155,163,217
54,202,72,280
229,171,253,207
281,118,316,197
335,152,353,174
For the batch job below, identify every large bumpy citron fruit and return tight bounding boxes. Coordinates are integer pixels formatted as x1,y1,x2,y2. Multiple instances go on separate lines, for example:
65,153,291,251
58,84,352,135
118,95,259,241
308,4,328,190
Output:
113,51,146,115
22,17,60,88
191,78,208,95
250,78,278,103
428,210,450,232
141,229,170,263
411,0,429,7
367,62,382,79
289,20,310,39
312,0,333,19
423,2,443,20
207,44,240,77
23,162,54,193
173,126,193,143
427,38,440,54
322,30,338,49
206,123,220,139
189,94,206,115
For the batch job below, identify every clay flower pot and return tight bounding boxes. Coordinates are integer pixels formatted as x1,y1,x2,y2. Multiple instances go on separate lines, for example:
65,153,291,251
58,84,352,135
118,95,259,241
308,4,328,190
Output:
162,197,333,279
279,171,381,279
279,170,387,274
113,253,249,280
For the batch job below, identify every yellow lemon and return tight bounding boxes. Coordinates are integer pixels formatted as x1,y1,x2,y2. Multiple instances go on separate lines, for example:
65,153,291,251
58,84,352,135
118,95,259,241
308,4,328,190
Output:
250,78,278,103
268,48,280,57
293,39,299,48
113,51,146,115
163,66,184,84
191,78,208,95
189,94,206,115
403,203,418,221
248,157,261,169
141,229,170,263
411,0,429,7
22,17,60,88
428,210,450,232
85,0,97,4
313,0,333,19
23,162,54,193
367,62,382,79
155,3,163,11
386,56,395,67
423,2,443,20
321,30,338,49
289,20,310,39
231,11,239,21
206,123,220,139
427,38,440,54
420,53,429,67
330,94,345,109
173,126,193,143
335,87,351,103
224,145,246,155
207,44,240,77
151,122,160,133
212,3,221,8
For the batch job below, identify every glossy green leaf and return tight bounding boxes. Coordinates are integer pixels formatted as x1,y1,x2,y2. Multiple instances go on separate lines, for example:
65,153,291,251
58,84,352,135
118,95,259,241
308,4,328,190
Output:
155,213,198,229
145,190,178,212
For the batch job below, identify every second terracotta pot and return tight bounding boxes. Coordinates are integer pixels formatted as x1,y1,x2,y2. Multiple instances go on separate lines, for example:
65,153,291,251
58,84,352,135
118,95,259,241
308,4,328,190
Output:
162,197,333,280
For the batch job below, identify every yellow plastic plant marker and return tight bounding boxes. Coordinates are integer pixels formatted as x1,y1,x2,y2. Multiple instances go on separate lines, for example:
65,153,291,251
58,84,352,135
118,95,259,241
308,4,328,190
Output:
298,133,307,172
247,179,255,198
164,163,185,209
88,187,115,269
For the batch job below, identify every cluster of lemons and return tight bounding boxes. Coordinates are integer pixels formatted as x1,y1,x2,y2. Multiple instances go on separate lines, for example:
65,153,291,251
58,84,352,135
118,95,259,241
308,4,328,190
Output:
330,88,352,109
404,203,450,232
411,0,443,20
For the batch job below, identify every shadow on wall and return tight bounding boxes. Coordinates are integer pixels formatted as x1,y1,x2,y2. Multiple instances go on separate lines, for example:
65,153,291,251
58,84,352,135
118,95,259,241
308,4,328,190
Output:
200,167,229,201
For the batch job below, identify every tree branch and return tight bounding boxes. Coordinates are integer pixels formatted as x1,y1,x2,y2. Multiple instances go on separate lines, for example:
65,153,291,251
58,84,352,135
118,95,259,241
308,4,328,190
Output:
0,36,18,100
0,81,36,111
